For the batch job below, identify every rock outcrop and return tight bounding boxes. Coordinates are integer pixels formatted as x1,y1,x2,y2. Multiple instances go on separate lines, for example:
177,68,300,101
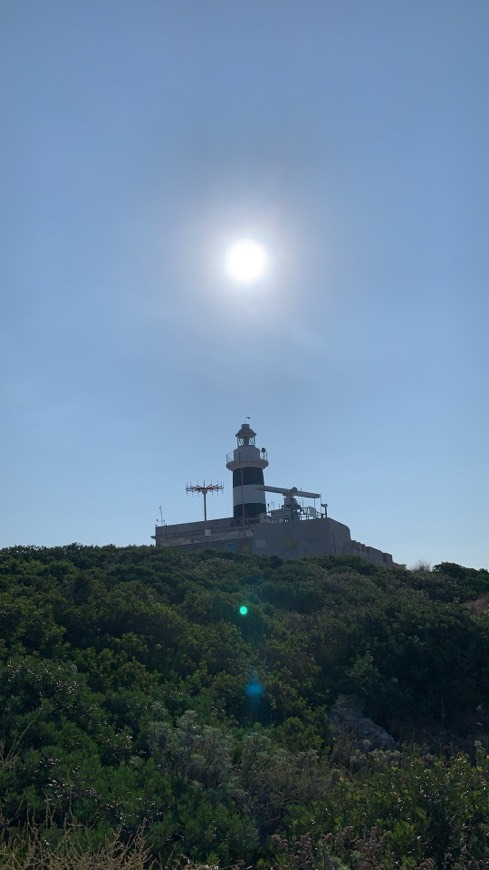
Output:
330,694,397,751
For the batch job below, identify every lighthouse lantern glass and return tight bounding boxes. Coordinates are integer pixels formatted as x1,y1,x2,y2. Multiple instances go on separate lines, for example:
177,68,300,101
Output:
236,423,256,447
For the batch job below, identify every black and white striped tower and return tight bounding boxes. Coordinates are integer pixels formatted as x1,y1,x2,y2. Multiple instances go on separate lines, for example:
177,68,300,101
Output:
226,422,269,521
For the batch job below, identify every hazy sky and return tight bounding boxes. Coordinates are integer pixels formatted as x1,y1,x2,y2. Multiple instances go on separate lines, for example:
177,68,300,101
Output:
1,1,488,568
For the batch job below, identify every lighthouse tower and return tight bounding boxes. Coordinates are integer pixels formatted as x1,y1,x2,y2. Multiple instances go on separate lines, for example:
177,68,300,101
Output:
226,422,269,521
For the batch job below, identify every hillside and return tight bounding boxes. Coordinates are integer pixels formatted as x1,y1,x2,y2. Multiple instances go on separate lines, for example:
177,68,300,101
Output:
1,545,489,868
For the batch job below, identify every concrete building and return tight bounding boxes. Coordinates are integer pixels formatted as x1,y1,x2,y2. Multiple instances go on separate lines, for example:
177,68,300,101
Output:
153,422,393,566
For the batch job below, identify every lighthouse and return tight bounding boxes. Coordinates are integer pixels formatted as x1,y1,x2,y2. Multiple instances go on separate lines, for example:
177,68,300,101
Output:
226,422,269,521
153,421,394,566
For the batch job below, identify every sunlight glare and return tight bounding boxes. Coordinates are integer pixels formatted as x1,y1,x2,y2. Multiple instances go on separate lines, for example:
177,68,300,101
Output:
225,239,269,284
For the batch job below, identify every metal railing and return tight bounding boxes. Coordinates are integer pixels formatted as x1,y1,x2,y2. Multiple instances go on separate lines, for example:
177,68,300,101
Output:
226,449,268,464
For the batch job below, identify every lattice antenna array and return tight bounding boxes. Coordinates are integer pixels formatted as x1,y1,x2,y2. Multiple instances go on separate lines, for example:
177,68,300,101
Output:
186,481,224,525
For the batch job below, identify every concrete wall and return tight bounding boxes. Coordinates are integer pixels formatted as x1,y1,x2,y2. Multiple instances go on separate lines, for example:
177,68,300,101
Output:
156,536,252,555
153,515,393,565
349,539,393,566
250,517,349,559
251,519,392,564
153,516,236,547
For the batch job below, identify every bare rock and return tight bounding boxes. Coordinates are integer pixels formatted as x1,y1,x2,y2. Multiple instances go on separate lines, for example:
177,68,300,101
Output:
330,694,397,751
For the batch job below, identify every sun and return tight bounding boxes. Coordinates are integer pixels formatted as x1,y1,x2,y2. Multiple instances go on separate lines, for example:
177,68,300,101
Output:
225,239,269,284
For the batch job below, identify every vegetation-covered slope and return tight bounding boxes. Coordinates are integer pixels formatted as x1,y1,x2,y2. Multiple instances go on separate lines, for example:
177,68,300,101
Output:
1,545,489,868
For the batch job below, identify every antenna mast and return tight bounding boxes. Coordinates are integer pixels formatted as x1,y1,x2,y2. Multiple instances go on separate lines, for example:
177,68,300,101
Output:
186,481,224,529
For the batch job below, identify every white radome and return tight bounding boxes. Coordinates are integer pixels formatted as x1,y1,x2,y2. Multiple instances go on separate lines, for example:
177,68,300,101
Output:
225,239,268,284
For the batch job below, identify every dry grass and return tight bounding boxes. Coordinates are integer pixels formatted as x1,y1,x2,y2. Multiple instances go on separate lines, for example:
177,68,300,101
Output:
0,823,155,870
0,817,225,870
465,593,489,615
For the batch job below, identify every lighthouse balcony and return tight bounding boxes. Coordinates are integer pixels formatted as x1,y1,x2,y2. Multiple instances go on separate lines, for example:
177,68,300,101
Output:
226,448,268,468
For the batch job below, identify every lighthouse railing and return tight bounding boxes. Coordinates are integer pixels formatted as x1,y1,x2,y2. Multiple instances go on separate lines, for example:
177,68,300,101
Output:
226,449,268,464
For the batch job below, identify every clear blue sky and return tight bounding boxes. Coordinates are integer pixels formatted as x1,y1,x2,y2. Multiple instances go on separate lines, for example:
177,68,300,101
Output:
1,1,488,568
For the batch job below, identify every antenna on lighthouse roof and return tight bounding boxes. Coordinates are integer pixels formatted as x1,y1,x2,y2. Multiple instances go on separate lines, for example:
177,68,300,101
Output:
186,481,224,531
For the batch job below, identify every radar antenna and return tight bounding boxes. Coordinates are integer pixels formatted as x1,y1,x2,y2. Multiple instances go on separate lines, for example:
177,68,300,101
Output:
257,484,321,521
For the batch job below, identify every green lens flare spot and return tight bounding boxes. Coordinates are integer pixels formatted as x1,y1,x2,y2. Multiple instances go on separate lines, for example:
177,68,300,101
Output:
239,605,248,616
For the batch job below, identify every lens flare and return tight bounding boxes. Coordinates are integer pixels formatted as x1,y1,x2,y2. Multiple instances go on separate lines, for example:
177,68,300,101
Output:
245,676,264,698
